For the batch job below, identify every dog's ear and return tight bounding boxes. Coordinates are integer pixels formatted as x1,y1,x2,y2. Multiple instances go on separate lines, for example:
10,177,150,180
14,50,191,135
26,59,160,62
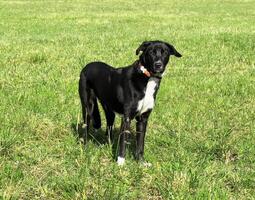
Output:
165,43,182,57
136,41,151,55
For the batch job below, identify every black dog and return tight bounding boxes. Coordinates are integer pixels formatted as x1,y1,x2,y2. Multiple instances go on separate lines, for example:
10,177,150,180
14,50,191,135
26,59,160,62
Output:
79,40,182,165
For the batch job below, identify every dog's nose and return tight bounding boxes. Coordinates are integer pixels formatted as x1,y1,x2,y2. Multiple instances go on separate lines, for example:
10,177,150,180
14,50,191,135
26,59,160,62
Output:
154,61,163,69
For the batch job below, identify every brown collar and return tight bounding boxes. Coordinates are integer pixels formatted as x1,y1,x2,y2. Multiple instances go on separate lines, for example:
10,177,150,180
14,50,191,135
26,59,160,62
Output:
138,63,151,77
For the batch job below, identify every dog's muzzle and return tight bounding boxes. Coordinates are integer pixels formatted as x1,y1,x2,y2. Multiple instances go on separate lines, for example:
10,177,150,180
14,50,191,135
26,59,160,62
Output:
153,61,164,73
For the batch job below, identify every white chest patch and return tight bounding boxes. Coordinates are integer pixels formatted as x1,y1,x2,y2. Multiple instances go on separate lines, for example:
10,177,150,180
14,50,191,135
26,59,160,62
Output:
137,78,157,115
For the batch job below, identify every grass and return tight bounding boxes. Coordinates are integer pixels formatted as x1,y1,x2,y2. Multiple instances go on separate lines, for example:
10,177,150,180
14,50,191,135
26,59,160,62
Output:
0,0,255,199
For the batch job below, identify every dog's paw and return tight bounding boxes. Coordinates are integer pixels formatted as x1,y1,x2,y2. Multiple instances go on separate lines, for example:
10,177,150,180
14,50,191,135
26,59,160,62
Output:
117,157,125,166
81,124,87,129
79,137,85,144
94,128,101,133
141,161,152,168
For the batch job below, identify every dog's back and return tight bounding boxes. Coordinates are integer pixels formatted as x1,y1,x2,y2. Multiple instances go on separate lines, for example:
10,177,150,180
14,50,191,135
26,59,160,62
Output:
82,62,113,86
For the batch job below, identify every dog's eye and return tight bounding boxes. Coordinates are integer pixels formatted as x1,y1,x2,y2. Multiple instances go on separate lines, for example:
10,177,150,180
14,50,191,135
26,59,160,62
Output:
160,49,167,55
149,50,154,55
162,50,168,55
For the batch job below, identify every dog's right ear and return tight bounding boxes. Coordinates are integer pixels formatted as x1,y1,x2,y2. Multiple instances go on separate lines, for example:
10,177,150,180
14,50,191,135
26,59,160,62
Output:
165,43,182,57
136,41,151,55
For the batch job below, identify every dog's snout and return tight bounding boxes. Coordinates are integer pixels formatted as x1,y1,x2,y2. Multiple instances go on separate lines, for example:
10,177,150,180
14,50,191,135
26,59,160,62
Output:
154,61,163,68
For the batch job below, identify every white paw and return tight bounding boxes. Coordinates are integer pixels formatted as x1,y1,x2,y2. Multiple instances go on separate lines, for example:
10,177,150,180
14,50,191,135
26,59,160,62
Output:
117,157,125,166
94,128,100,133
81,124,87,129
142,161,152,167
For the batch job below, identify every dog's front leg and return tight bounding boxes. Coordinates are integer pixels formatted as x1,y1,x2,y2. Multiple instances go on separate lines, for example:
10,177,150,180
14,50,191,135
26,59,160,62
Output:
135,112,150,162
117,117,131,166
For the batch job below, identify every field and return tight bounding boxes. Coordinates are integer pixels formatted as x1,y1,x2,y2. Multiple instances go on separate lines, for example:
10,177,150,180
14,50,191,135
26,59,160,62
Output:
0,0,255,199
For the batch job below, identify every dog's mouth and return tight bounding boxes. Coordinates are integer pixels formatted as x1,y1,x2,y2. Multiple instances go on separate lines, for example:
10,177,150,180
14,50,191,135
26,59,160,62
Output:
150,71,163,79
149,68,164,79
152,61,164,73
151,67,164,75
151,69,163,74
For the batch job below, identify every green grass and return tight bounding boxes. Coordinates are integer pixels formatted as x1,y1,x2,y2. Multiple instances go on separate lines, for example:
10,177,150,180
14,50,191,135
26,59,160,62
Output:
1,0,255,199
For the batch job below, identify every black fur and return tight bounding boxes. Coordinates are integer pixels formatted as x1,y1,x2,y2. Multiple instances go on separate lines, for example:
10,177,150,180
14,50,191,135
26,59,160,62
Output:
79,40,182,163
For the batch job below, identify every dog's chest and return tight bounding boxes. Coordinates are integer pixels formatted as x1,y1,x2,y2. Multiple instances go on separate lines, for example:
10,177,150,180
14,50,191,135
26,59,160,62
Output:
137,78,158,115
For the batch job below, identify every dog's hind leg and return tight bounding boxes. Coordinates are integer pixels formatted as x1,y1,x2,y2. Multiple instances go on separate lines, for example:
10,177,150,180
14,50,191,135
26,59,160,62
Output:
103,105,115,143
79,75,92,143
90,95,101,131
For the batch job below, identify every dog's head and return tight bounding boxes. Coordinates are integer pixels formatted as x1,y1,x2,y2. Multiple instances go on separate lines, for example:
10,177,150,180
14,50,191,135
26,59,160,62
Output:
136,40,182,76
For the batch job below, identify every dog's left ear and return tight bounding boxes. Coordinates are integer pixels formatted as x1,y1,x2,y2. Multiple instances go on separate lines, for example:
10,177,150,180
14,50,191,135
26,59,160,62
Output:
136,41,151,55
165,43,182,57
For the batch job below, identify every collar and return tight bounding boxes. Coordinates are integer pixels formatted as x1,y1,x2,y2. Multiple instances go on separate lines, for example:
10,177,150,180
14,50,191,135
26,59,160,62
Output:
138,62,162,79
139,65,151,77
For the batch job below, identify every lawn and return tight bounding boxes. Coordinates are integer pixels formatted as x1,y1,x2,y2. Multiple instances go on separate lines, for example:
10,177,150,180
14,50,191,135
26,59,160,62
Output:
0,0,255,199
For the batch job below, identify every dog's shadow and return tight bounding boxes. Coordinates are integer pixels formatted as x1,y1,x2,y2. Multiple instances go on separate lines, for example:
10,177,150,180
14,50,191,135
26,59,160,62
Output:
71,123,136,160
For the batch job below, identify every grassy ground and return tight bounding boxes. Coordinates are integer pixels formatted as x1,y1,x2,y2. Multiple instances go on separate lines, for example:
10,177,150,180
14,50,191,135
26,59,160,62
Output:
1,0,255,199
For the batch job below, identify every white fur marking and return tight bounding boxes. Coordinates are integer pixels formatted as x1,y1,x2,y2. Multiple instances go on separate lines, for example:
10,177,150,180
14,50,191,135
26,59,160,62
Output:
137,78,157,114
94,128,100,133
117,156,125,166
142,162,152,167
82,124,87,129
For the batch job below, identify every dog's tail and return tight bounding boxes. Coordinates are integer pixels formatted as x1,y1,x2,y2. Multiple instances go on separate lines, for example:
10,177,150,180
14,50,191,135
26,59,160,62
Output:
79,72,101,130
